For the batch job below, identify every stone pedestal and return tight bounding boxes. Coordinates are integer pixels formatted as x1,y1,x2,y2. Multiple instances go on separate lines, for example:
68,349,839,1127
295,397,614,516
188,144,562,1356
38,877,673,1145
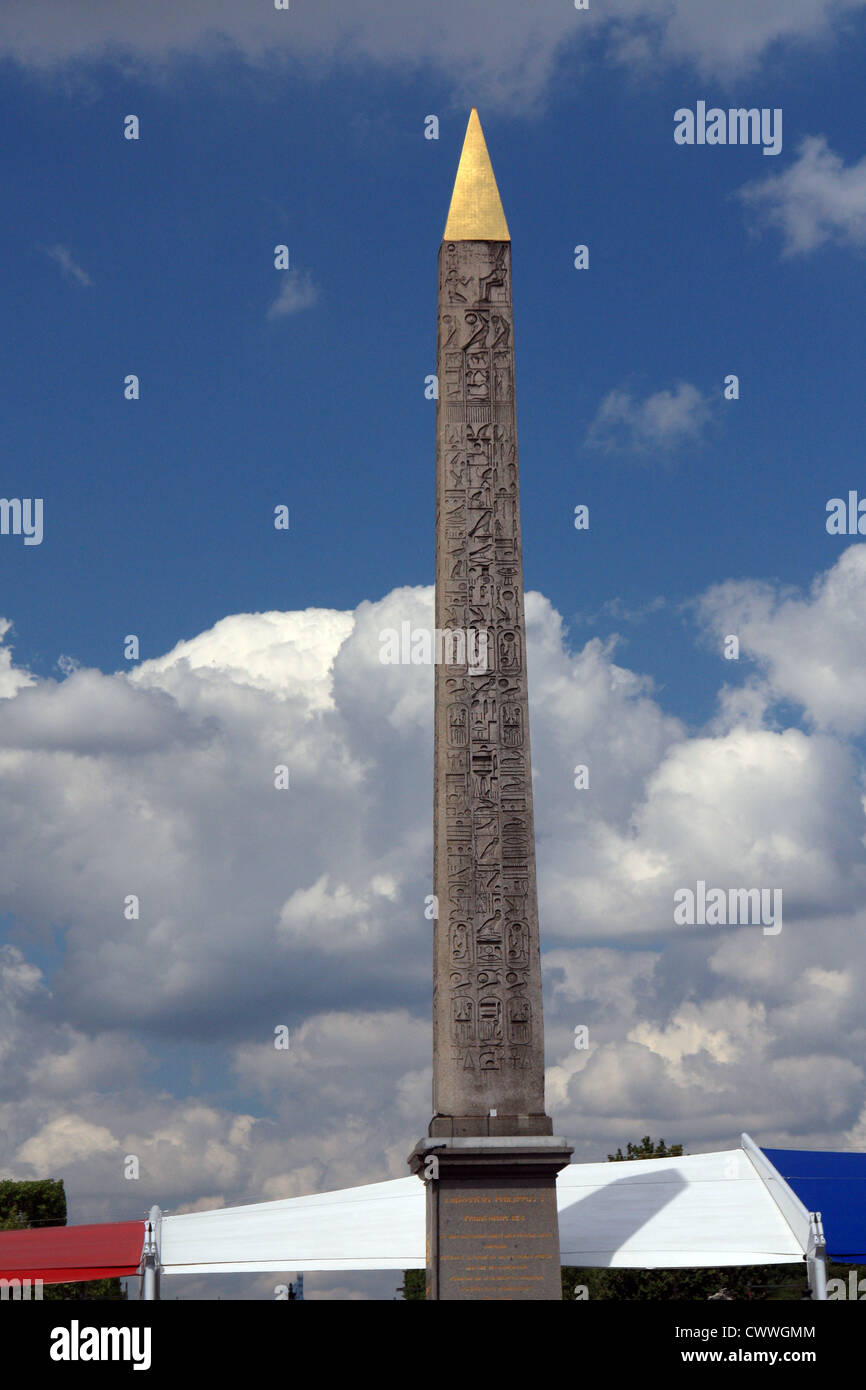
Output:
409,1137,573,1301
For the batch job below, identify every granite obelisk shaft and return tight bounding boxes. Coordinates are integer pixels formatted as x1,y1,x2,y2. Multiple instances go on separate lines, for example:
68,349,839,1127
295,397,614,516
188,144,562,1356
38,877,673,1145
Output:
431,152,548,1136
430,227,553,1134
410,111,571,1301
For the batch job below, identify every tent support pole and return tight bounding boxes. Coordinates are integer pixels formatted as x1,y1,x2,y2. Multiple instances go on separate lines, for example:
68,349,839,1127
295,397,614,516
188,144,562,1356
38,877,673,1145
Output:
808,1253,829,1300
140,1205,162,1301
806,1213,828,1301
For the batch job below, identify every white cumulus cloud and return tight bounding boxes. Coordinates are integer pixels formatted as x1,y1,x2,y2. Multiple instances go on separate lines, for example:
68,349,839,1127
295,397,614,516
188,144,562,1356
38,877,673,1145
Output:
1,558,865,1276
739,135,866,255
587,381,714,454
267,271,319,320
0,0,861,104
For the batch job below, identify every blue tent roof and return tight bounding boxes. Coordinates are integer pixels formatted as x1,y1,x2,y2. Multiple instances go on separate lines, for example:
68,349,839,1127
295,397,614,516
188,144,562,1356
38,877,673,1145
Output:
763,1147,866,1264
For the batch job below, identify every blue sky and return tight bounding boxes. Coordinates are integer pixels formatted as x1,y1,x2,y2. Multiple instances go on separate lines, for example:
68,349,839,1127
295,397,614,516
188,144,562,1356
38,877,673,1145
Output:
3,1,866,1299
3,18,864,721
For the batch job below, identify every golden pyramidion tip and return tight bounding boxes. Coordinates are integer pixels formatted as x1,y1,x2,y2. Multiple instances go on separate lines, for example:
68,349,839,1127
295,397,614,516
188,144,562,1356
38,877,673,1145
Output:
443,108,510,242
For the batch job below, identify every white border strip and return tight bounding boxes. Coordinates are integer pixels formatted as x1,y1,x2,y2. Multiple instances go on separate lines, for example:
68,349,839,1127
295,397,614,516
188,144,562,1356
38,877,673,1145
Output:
740,1132,812,1254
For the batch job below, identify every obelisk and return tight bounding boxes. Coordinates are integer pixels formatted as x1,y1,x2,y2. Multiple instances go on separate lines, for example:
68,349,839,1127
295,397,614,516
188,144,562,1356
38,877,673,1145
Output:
409,111,572,1300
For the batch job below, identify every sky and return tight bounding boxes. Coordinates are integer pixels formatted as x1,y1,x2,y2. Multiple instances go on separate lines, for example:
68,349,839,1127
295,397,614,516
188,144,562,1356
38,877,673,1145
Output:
2,0,866,1300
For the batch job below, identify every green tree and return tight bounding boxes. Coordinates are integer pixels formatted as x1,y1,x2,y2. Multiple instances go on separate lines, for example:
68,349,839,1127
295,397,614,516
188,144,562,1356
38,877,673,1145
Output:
400,1268,426,1300
608,1136,683,1163
0,1178,127,1300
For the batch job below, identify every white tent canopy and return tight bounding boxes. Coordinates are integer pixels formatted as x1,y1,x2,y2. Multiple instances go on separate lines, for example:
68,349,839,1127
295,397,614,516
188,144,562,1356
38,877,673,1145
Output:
556,1145,803,1268
159,1134,808,1277
161,1175,425,1275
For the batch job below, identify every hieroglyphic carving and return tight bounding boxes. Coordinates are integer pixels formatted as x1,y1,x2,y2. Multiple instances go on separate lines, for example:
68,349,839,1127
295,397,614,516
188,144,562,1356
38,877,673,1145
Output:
434,237,546,1118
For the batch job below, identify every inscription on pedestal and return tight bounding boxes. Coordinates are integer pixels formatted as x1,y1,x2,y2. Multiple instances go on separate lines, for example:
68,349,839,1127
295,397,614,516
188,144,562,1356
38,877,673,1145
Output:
437,1178,561,1301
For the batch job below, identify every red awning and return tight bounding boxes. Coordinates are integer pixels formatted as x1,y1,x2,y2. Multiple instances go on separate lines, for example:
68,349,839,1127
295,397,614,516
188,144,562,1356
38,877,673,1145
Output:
0,1220,145,1284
